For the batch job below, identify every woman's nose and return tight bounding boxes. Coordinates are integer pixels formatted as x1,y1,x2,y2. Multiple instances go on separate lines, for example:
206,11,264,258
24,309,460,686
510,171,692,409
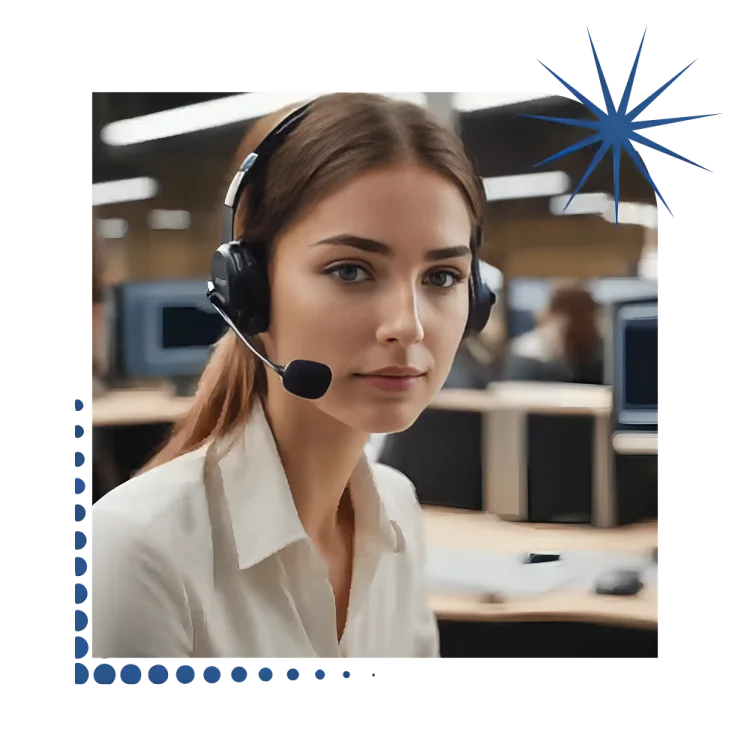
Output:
375,284,425,346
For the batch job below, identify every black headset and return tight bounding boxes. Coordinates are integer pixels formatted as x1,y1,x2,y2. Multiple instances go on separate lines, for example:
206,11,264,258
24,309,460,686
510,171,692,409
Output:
207,100,496,400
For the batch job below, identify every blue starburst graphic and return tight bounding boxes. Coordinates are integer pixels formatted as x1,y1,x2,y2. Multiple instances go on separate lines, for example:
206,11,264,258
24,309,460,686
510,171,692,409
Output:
522,29,718,222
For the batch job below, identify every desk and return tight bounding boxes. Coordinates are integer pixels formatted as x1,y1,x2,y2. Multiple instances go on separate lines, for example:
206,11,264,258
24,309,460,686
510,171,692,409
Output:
423,506,657,630
432,383,616,526
95,384,657,529
93,387,193,427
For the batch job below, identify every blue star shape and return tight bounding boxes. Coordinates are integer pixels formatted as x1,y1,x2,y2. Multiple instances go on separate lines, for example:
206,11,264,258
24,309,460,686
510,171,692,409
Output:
522,29,719,222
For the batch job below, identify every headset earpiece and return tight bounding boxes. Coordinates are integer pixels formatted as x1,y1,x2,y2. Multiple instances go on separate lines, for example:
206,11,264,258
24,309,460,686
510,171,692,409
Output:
467,273,497,333
464,225,497,335
209,241,270,336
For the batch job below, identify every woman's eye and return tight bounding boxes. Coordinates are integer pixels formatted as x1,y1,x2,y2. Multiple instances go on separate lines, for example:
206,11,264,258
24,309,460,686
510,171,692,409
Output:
328,264,370,283
426,270,461,289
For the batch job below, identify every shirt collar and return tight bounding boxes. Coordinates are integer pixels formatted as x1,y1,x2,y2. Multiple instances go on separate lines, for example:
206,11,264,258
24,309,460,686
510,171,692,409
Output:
209,400,402,570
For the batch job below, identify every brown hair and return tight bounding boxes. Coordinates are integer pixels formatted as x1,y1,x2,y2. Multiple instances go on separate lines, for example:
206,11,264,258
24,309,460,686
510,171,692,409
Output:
539,280,600,370
143,93,486,472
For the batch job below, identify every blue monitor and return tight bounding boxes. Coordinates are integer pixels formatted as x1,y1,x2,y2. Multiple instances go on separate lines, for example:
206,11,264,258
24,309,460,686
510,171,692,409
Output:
609,296,658,430
113,280,227,384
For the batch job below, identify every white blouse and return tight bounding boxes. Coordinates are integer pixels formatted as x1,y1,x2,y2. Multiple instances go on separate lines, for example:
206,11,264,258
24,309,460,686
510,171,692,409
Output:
91,403,439,658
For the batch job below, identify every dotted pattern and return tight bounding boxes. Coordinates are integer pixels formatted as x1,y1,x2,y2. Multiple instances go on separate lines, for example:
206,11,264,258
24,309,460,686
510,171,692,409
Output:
73,504,376,688
73,400,375,688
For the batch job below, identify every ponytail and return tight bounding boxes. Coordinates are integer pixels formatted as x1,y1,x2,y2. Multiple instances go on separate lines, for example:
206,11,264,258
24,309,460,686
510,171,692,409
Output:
141,333,267,472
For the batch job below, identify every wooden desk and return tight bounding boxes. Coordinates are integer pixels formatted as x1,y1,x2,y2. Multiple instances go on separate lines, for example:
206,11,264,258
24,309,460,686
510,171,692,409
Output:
430,384,617,526
93,387,193,427
423,506,657,630
613,431,658,455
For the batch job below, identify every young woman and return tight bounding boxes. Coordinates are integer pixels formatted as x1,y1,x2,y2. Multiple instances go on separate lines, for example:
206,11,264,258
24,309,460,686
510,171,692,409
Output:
92,93,494,658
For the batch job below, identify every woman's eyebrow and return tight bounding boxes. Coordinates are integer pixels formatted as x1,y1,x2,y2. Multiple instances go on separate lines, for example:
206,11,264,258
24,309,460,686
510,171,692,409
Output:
313,234,472,261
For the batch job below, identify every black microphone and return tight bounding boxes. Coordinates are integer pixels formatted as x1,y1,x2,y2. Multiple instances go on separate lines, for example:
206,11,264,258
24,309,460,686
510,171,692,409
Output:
209,297,332,400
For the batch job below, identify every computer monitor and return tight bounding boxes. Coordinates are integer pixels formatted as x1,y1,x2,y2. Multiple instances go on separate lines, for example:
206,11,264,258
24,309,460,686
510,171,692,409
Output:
608,296,658,430
112,280,227,391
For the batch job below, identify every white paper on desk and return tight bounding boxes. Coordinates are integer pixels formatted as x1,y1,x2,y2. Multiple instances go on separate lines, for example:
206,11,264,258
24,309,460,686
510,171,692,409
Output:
426,548,657,598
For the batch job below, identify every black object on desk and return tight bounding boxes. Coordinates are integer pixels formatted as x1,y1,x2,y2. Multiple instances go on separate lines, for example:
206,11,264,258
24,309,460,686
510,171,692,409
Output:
523,552,562,564
594,569,644,597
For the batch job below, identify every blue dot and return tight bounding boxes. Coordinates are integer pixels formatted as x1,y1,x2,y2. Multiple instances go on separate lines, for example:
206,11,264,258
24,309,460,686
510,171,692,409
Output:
121,665,141,684
232,667,247,683
259,668,273,682
315,669,325,680
75,399,83,411
75,425,84,438
75,478,85,494
94,664,116,684
75,557,87,576
149,665,168,684
287,668,299,681
75,663,89,684
75,504,86,522
372,673,375,677
75,583,87,604
343,671,350,678
75,610,88,632
75,452,85,467
73,529,86,552
204,667,220,683
75,636,88,659
176,666,195,684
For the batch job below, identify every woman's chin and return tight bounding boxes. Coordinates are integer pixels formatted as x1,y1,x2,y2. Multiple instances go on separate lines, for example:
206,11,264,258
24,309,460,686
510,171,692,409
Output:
349,401,426,436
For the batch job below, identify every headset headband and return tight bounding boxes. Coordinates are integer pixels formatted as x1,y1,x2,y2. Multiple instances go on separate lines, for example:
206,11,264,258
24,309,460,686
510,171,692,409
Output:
221,102,313,246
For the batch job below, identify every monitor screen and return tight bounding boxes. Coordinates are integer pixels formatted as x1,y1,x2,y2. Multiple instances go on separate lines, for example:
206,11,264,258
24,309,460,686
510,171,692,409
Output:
610,298,658,428
624,320,658,408
162,305,227,350
114,280,227,381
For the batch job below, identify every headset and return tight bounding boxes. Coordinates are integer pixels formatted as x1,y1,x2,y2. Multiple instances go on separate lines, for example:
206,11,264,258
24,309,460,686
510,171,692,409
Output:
207,100,497,400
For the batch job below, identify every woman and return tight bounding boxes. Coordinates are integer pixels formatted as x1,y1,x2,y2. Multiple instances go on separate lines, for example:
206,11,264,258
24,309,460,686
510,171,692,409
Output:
92,93,492,658
504,280,604,385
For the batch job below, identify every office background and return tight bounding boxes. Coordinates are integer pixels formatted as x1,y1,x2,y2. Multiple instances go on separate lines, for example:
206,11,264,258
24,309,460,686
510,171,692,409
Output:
92,92,658,657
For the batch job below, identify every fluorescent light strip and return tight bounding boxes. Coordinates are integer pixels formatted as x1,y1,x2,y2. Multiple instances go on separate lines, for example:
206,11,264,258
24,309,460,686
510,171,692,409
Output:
603,201,658,228
484,171,569,201
148,209,191,231
92,177,158,206
102,93,327,146
97,218,128,239
101,88,560,146
550,194,658,227
550,192,609,216
454,92,551,112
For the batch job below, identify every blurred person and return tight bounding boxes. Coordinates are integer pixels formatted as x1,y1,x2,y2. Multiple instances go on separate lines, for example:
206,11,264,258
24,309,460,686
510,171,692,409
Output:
91,220,119,500
92,93,495,658
446,302,506,388
503,280,603,385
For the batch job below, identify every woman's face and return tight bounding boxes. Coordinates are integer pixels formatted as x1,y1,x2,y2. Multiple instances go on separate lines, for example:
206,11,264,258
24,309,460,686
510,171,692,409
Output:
263,163,473,434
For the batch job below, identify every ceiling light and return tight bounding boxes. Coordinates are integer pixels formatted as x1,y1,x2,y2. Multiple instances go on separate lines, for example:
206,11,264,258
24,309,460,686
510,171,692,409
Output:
454,92,551,112
148,209,191,231
92,177,158,206
484,171,569,201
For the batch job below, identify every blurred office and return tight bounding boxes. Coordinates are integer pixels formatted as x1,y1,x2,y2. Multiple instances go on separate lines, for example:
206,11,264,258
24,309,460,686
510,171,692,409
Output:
92,92,658,657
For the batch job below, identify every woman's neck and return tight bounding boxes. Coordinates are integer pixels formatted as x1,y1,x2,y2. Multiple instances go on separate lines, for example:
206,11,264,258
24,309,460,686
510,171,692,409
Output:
261,383,370,547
